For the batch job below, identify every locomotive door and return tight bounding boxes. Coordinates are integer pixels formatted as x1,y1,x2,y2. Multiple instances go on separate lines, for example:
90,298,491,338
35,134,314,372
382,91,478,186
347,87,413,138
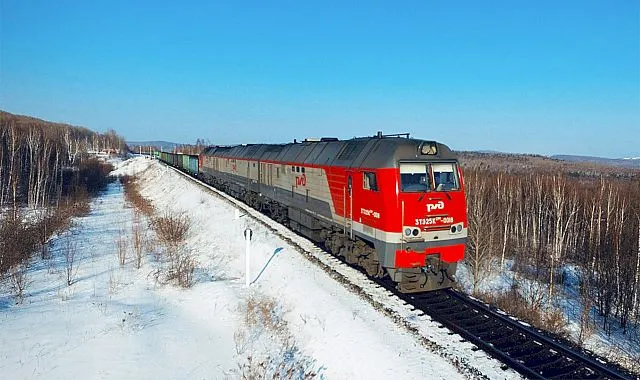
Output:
260,163,273,186
259,162,265,184
247,162,251,187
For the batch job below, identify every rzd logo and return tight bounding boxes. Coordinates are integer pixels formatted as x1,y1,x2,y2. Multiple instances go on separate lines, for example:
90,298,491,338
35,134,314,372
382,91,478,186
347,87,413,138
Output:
295,174,307,188
426,201,444,213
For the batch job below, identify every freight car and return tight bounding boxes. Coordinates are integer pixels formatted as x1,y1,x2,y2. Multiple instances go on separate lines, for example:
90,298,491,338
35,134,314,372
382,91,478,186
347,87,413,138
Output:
196,133,468,293
159,152,199,176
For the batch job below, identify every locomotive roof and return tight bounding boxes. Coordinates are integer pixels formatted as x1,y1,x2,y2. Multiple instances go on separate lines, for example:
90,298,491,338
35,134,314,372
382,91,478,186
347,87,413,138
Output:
202,136,458,169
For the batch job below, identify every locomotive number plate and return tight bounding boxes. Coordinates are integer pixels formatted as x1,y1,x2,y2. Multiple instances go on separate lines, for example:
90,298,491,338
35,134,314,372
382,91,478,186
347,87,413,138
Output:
361,208,381,219
415,216,454,226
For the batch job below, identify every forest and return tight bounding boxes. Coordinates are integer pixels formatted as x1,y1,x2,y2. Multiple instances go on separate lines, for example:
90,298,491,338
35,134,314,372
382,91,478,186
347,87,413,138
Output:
461,152,640,346
0,111,126,287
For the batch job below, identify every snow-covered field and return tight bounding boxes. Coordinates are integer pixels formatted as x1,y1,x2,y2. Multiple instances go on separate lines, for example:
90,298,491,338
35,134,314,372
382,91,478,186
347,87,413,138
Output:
1,157,520,379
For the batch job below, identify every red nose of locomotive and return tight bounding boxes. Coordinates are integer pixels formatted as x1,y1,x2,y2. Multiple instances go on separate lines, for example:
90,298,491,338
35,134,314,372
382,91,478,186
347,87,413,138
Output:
388,159,468,292
398,188,467,264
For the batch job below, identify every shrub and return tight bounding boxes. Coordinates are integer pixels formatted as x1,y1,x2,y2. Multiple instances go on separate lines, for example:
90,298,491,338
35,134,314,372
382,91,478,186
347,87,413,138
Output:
0,212,40,275
115,229,128,267
78,159,114,194
542,308,569,338
153,212,191,245
8,263,29,303
234,295,323,379
165,246,196,288
120,175,154,216
237,342,322,380
131,215,145,269
242,295,288,335
56,190,91,221
63,234,79,286
479,281,569,338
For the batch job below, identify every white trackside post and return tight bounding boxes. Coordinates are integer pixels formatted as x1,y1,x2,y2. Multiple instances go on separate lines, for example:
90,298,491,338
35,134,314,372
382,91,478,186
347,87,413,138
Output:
244,228,252,286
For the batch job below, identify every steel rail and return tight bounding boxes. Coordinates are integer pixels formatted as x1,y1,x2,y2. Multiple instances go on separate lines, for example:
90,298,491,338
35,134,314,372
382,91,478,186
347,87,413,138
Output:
397,287,635,379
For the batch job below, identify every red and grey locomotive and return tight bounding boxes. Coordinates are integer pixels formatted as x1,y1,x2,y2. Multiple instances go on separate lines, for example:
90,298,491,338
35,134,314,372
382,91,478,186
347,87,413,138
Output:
152,133,468,292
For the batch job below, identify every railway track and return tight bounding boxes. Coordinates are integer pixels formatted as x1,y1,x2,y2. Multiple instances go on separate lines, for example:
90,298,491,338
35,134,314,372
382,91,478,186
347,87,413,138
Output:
162,161,636,380
395,287,635,379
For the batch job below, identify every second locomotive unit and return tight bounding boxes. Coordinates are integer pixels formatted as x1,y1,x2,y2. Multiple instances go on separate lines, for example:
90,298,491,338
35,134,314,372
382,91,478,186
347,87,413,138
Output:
162,133,468,293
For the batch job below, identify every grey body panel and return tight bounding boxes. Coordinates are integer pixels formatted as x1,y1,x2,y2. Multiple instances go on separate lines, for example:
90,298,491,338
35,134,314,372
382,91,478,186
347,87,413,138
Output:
203,136,457,170
200,167,334,224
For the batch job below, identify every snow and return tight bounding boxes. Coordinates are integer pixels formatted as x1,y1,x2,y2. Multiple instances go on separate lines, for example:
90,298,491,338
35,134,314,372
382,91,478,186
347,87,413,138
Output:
456,260,640,373
1,172,238,378
2,156,520,379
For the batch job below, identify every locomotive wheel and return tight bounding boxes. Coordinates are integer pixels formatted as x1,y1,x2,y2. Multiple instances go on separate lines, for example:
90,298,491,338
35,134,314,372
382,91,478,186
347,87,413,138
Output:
344,246,357,264
362,259,382,278
324,231,381,277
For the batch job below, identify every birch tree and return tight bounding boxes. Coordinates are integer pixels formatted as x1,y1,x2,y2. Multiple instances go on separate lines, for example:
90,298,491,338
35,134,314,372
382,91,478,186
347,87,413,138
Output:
549,175,578,297
465,170,497,294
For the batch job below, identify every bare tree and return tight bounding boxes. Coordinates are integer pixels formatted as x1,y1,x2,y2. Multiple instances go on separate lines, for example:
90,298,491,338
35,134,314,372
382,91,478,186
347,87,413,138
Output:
633,211,640,321
25,126,41,208
9,263,29,303
549,175,578,297
64,235,79,286
465,170,497,294
0,125,5,207
115,229,128,267
496,173,514,270
131,213,145,269
6,122,20,215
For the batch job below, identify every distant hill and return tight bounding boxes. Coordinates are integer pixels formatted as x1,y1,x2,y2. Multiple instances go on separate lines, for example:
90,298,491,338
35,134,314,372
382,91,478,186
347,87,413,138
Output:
552,155,640,169
127,141,180,151
457,151,640,178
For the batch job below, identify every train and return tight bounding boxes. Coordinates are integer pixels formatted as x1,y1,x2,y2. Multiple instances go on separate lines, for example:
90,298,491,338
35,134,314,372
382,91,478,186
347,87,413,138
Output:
157,132,468,293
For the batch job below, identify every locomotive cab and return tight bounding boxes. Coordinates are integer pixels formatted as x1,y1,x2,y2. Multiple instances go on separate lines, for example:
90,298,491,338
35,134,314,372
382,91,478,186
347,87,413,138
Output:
372,141,468,292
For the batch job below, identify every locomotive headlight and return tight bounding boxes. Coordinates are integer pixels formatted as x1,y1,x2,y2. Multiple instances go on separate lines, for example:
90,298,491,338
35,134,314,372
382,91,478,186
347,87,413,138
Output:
449,223,464,234
420,142,438,155
403,226,425,242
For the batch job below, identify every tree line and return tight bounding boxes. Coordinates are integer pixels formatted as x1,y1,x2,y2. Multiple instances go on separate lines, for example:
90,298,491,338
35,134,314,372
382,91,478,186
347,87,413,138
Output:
463,160,640,335
0,110,125,289
0,111,126,210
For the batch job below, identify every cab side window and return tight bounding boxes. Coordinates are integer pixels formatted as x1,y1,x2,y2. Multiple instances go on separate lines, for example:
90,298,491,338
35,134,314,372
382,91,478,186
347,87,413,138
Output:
363,172,378,191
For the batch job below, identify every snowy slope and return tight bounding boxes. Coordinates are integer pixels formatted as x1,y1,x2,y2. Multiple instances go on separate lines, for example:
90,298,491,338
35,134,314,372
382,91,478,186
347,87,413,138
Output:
1,157,517,379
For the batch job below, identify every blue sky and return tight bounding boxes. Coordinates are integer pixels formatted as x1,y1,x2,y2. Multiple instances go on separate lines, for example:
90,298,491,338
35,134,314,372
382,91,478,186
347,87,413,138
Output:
1,1,638,158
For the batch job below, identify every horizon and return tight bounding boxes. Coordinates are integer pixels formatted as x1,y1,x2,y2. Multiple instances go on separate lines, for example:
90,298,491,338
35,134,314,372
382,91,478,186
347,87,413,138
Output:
2,1,638,159
124,137,640,160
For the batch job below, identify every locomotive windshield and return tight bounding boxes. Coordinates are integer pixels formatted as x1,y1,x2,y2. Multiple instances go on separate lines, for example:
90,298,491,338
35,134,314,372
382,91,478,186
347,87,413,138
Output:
400,162,459,192
400,163,431,192
432,163,459,191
